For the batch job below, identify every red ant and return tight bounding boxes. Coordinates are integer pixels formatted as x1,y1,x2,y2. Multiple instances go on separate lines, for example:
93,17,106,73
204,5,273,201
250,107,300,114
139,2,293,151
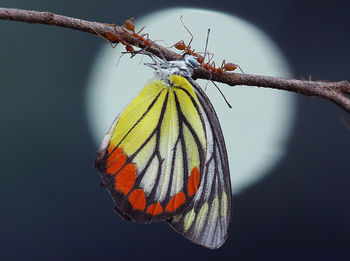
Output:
121,17,153,49
206,59,244,74
170,16,205,63
105,28,135,52
171,18,243,74
80,21,134,51
103,17,152,53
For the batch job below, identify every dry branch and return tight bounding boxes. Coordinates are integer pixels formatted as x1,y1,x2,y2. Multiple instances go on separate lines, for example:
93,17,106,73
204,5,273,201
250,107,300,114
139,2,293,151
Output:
1,7,350,112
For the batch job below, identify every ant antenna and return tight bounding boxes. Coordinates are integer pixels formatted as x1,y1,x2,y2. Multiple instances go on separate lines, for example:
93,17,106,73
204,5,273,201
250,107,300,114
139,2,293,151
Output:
180,15,193,48
211,81,232,109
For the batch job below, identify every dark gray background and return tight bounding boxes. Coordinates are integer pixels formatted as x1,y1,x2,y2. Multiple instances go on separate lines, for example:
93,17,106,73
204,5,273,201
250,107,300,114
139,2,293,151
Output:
1,0,349,260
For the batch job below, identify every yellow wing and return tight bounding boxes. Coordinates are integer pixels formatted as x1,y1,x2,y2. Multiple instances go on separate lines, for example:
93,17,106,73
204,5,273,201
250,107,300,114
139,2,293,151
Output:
95,75,207,223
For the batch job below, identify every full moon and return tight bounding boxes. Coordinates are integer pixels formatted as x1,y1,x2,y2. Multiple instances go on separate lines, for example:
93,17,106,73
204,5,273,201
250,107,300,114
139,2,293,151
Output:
85,8,296,195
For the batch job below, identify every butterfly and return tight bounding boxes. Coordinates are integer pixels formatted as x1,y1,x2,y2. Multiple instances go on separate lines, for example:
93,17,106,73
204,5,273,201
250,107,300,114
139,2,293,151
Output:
95,52,232,249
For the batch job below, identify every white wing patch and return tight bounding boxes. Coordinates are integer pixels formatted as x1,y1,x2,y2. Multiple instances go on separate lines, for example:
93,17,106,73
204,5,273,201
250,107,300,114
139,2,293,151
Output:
170,142,184,197
132,135,156,176
140,157,159,195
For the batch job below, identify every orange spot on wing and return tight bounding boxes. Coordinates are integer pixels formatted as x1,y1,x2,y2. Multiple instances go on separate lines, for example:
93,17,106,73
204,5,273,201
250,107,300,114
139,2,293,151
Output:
187,166,200,197
147,203,163,215
165,192,186,213
106,147,127,175
128,189,146,211
115,163,136,195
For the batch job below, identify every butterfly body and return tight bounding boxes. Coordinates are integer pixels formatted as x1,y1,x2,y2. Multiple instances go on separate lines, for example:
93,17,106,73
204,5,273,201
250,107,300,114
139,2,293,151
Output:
95,53,232,249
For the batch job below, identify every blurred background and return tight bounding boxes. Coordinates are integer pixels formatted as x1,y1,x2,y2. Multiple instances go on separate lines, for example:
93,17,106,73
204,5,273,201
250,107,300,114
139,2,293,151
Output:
1,0,349,260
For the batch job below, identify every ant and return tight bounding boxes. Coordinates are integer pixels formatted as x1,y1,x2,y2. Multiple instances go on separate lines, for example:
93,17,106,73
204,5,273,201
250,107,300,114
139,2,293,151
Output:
170,17,243,74
105,29,135,52
202,30,244,74
85,20,135,52
205,59,244,74
170,16,205,63
120,17,153,49
103,17,152,53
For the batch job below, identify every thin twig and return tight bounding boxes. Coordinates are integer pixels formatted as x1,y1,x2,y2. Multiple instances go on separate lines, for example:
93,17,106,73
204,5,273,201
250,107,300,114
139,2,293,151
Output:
1,7,350,113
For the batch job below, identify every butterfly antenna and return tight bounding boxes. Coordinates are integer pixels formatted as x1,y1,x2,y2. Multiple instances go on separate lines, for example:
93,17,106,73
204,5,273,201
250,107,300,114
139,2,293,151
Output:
203,28,210,61
211,81,232,109
203,29,212,91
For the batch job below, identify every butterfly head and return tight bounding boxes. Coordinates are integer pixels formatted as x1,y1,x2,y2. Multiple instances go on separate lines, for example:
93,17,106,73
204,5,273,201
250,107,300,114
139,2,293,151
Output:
142,51,200,85
183,53,200,68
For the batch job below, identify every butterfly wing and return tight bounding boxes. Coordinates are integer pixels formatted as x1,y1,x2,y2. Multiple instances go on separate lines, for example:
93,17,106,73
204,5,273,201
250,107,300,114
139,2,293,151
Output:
95,76,207,223
168,77,232,249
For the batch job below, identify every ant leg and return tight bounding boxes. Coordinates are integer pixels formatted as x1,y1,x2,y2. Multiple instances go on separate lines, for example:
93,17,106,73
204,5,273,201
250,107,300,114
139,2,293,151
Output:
220,59,226,70
237,65,245,74
83,21,117,48
136,26,145,35
180,15,193,49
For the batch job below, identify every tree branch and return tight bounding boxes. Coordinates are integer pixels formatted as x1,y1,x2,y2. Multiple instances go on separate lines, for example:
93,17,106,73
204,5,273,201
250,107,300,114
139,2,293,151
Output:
1,7,350,113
